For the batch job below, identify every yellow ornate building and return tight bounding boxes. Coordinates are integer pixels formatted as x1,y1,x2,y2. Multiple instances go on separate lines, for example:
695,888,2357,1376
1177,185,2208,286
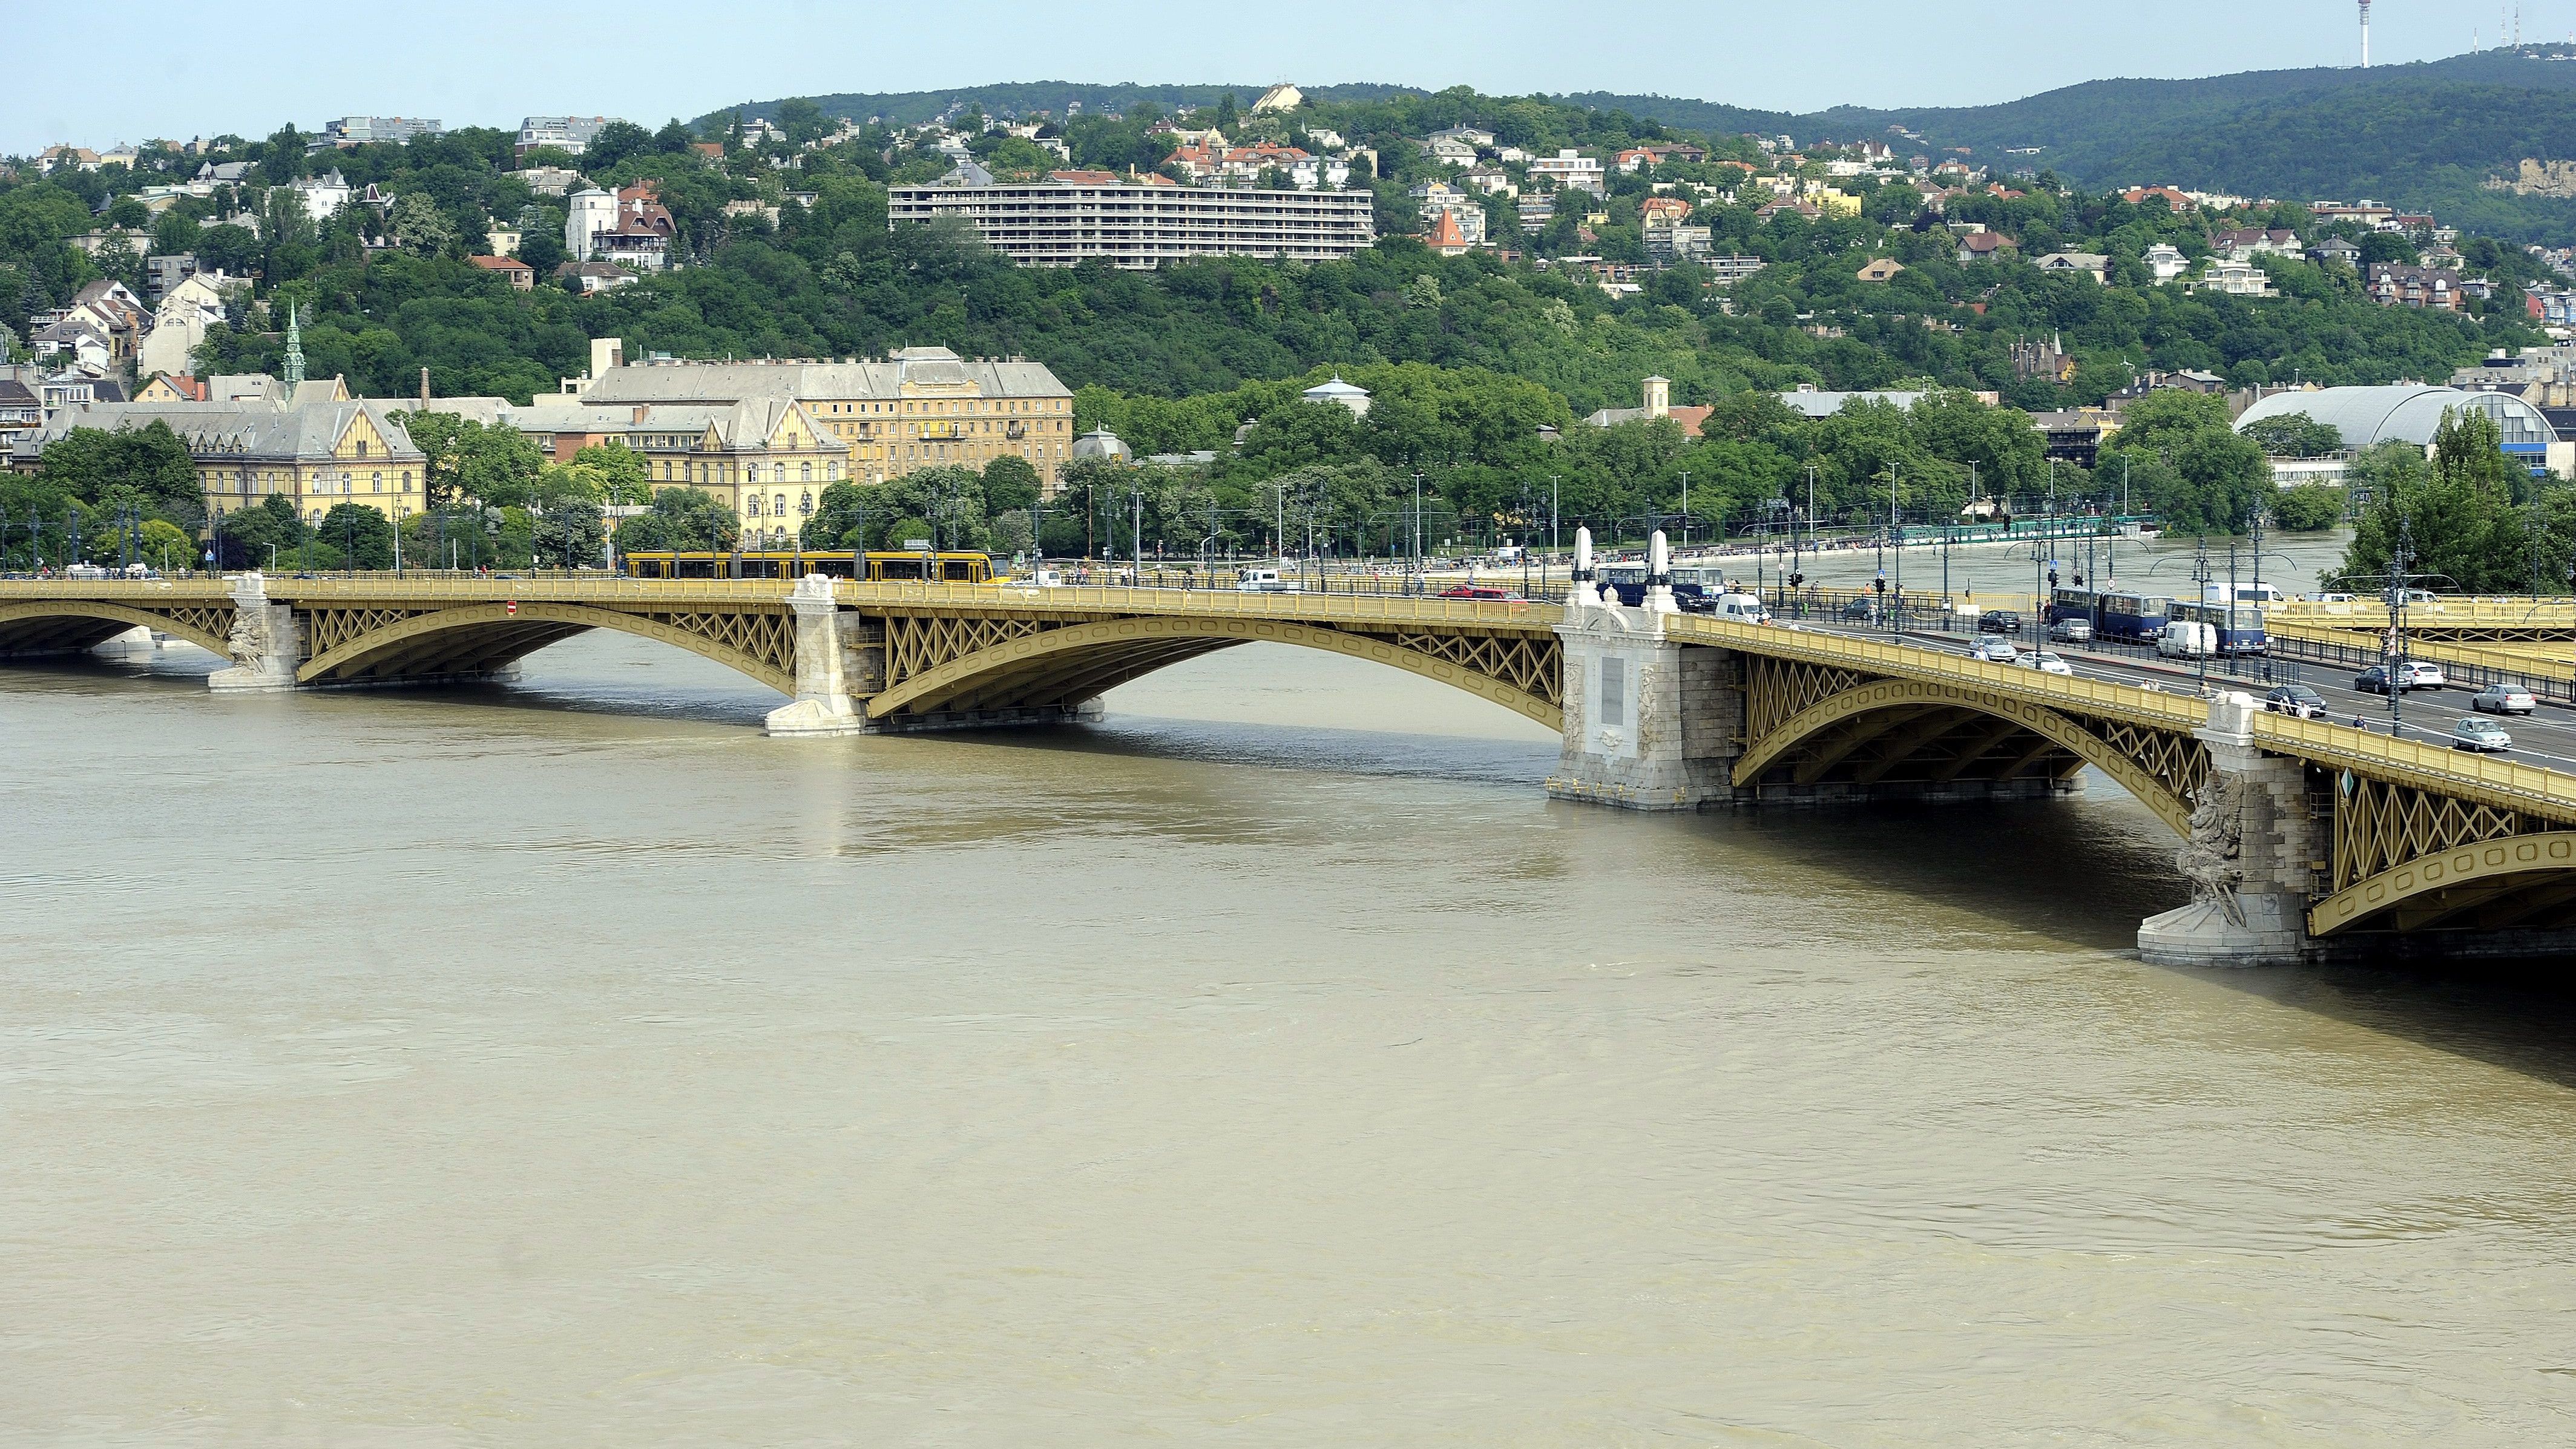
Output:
484,395,849,547
567,344,1078,492
7,389,430,527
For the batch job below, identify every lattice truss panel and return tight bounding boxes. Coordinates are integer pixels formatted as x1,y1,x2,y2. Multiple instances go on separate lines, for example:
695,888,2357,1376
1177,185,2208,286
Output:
648,610,796,680
157,605,237,643
302,606,433,659
1743,655,1869,744
2332,773,2528,892
2095,719,2213,811
882,614,1066,688
1373,629,1563,707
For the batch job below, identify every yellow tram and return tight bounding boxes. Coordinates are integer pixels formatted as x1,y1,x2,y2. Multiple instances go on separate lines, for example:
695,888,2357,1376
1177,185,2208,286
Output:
622,549,1004,583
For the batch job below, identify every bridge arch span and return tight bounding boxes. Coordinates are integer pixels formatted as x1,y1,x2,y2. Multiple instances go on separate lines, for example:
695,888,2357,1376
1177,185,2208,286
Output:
0,599,234,659
2310,831,2576,935
866,613,1565,730
297,600,798,694
1731,675,2204,835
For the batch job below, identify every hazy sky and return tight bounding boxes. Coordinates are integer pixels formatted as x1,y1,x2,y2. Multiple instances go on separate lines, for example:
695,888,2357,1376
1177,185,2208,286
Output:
10,0,2550,154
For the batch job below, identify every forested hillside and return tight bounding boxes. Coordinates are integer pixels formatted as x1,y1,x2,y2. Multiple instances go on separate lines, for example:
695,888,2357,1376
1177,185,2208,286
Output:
1587,48,2576,242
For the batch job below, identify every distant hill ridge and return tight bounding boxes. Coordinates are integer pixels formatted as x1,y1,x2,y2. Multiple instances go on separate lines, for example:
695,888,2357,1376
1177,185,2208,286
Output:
723,49,2576,240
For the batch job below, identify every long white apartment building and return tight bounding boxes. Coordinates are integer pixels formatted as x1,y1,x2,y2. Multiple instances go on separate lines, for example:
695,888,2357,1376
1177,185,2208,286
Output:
889,174,1376,269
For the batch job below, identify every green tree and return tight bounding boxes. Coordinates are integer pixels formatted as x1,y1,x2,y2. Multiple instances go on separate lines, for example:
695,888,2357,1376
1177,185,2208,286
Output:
2239,411,2344,459
387,191,458,258
2340,411,2526,591
533,498,605,568
572,441,652,504
2272,484,2346,531
513,226,565,279
399,412,545,508
611,485,737,554
211,494,306,568
315,502,397,570
2098,390,2269,535
582,121,656,172
980,454,1041,513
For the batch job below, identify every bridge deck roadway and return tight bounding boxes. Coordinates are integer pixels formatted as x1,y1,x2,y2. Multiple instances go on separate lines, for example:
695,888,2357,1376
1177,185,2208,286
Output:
1781,617,2576,825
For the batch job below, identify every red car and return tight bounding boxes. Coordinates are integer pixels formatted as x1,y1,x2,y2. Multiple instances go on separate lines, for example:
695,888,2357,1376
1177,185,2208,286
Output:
1438,585,1508,600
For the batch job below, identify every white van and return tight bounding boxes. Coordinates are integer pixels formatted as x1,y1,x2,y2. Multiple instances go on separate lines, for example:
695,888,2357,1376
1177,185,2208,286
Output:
2206,583,2285,606
1706,592,1771,623
1235,567,1303,594
2157,620,2218,659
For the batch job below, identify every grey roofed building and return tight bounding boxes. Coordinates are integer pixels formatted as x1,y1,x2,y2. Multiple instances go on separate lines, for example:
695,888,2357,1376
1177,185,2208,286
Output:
1776,383,1929,418
6,396,422,473
574,346,1070,409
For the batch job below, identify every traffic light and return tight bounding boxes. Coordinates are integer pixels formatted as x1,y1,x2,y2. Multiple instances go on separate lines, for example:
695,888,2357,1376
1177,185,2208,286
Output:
2072,571,2085,588
1787,571,1804,589
1873,576,1887,595
2048,569,2059,588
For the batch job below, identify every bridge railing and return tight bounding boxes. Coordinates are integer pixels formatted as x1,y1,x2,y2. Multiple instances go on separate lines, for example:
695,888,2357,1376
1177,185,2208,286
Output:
261,576,804,602
832,580,1564,628
2252,711,2576,824
0,578,234,599
1668,614,2212,729
2272,599,2576,628
2265,622,2575,703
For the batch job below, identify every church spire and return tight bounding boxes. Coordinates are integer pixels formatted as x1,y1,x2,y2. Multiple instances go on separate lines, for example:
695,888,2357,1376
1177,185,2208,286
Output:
281,300,304,389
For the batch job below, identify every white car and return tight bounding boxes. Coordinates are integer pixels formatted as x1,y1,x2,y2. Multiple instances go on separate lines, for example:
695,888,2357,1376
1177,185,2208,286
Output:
2013,649,2074,675
2395,660,2447,691
2454,717,2512,754
2471,683,2537,715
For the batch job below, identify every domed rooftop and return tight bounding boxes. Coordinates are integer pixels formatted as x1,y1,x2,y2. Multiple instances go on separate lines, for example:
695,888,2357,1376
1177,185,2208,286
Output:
2234,385,2555,452
1070,427,1131,462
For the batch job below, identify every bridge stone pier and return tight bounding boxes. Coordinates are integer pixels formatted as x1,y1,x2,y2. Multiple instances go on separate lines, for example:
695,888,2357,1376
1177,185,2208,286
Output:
206,572,300,692
2135,692,2325,967
762,574,865,737
1548,532,1742,809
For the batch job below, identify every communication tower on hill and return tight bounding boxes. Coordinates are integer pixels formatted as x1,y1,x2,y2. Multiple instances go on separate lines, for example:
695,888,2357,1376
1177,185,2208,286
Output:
2359,0,2372,68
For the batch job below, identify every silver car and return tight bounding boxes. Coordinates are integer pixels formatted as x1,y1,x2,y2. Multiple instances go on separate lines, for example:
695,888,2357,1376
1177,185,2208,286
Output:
2471,683,2537,715
2012,649,2074,675
2454,717,2512,753
1970,639,2018,664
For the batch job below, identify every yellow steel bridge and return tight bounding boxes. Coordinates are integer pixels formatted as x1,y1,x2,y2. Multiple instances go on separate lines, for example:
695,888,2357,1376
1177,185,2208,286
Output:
8,573,2576,963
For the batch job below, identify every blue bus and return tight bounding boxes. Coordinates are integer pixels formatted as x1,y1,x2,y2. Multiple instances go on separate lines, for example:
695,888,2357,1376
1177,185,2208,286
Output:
1597,563,1721,610
2062,589,2171,643
2170,599,2267,655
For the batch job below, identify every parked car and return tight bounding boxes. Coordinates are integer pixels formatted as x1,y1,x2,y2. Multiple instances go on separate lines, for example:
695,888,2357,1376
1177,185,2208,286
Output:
2471,683,2538,715
2355,664,2445,694
2454,717,2513,753
2263,685,2328,719
1436,585,1506,600
2048,617,2094,645
1970,639,2019,663
1977,610,2022,635
2313,592,2356,604
2013,649,2074,675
